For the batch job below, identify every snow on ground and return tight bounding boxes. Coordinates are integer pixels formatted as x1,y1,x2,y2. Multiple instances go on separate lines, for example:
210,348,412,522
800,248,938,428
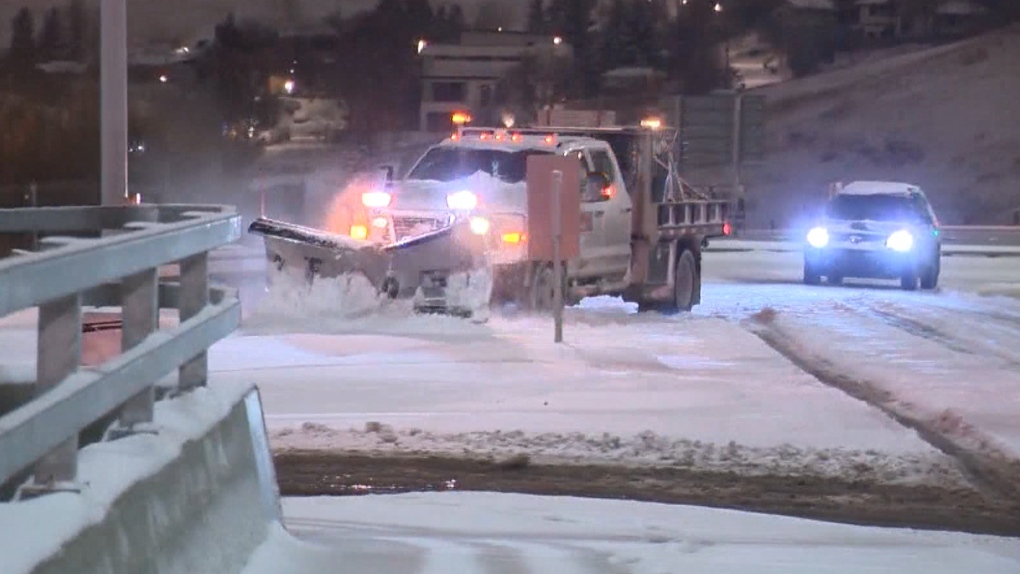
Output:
745,295,1020,460
208,275,973,486
242,492,1020,574
732,25,1020,228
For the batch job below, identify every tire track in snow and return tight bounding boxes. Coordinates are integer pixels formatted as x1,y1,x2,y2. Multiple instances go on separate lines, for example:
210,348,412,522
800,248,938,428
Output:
745,312,1020,504
863,302,1020,366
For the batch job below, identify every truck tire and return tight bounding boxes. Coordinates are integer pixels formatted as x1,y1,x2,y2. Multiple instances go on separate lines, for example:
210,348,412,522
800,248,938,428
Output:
674,249,698,311
528,263,569,312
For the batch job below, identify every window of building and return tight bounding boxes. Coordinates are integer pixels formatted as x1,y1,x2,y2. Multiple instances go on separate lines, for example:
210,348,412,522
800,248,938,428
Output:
431,82,466,102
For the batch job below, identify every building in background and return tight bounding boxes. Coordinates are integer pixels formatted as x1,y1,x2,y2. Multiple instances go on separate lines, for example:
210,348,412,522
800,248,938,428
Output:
417,30,572,132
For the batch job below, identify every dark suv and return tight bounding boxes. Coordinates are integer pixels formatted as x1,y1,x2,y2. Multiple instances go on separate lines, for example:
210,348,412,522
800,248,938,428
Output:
803,181,942,291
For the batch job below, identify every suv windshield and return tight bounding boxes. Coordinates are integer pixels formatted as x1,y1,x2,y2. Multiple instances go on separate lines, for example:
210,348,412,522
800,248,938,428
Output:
407,147,553,183
827,194,930,223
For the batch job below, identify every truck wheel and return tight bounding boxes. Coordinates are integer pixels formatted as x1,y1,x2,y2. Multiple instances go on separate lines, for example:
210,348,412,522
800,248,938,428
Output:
675,249,697,311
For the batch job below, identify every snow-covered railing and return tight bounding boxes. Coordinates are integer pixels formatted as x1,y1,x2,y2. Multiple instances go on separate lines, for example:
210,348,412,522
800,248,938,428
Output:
0,204,242,498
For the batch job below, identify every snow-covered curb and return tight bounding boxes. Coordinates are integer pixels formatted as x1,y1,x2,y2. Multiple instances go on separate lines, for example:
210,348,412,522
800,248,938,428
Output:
269,422,968,487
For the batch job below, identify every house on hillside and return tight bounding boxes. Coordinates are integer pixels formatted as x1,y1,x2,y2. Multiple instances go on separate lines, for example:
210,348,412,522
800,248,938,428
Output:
852,0,900,40
772,0,838,75
847,0,990,42
417,30,573,132
932,0,990,38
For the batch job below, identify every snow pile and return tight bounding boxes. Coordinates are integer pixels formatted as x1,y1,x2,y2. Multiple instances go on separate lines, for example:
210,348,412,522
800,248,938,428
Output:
738,25,1020,227
270,421,966,486
240,271,492,338
252,271,384,321
241,493,1020,574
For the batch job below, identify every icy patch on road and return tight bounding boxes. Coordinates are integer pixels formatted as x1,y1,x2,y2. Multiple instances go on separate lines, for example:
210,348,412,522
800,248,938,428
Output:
270,422,968,488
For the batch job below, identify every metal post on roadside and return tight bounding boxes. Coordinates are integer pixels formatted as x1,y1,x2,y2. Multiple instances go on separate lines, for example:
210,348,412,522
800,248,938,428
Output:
551,169,564,343
100,0,129,207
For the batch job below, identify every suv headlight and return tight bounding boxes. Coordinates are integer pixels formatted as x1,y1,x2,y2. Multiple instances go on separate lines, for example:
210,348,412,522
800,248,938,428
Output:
806,226,829,248
886,230,914,252
446,190,478,211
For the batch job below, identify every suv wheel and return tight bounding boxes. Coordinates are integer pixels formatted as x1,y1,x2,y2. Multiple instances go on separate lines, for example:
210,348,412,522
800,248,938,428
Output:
900,272,918,291
803,261,821,285
920,256,940,290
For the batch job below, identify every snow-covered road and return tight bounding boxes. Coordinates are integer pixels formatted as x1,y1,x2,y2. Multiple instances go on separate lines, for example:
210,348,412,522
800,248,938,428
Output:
242,493,1020,574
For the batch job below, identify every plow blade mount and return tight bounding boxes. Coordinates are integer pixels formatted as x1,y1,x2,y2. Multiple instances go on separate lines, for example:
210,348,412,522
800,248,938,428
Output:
248,217,491,317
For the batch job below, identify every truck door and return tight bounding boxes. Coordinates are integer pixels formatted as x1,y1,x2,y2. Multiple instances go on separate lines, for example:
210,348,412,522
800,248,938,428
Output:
587,146,633,276
564,148,615,279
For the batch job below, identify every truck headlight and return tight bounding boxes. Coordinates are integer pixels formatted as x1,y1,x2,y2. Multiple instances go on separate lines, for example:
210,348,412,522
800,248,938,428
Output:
469,216,490,235
806,226,829,248
886,230,914,252
446,190,478,210
362,191,391,208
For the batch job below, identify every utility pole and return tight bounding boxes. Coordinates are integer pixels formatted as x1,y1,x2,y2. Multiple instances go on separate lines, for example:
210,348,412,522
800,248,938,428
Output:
100,0,128,206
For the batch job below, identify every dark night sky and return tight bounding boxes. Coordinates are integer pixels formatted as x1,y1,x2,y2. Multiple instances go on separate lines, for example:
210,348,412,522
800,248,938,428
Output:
2,0,522,48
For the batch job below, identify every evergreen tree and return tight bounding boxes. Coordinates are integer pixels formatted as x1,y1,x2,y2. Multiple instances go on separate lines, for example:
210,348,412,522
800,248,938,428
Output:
65,0,87,61
9,7,36,68
38,7,64,61
527,0,548,34
599,0,627,70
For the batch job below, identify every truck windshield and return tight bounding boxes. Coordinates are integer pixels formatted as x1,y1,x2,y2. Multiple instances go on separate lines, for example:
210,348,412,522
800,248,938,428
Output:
827,194,928,222
407,147,553,184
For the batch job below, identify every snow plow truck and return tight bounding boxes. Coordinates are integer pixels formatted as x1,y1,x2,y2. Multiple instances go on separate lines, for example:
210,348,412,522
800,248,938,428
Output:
248,120,734,319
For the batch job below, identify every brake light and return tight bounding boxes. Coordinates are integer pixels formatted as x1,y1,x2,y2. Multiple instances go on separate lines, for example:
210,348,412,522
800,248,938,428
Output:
600,185,615,199
350,225,368,240
510,133,522,142
723,221,732,236
543,135,555,145
450,132,460,141
501,232,524,244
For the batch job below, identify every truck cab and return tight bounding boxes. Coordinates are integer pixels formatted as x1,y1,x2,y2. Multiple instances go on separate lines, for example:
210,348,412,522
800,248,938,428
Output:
355,127,635,304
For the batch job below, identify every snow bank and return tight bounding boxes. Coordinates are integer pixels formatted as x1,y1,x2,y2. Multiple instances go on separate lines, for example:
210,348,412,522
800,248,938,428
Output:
241,492,1020,574
271,421,964,486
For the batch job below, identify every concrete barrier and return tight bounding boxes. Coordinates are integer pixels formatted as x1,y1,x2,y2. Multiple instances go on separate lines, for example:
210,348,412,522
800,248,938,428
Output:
0,381,280,574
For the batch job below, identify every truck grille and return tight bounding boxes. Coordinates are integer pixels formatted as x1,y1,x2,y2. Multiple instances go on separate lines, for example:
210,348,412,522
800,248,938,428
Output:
392,215,449,240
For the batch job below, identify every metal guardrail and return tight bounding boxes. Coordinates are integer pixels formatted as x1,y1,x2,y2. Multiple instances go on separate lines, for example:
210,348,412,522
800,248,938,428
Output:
0,205,242,498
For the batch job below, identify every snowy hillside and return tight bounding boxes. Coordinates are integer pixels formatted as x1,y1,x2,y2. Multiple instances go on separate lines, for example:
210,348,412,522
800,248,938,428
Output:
744,24,1020,227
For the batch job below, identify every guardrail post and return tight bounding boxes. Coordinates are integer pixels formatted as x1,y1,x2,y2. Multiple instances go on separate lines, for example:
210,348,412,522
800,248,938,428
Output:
177,252,209,393
108,268,159,438
21,294,83,496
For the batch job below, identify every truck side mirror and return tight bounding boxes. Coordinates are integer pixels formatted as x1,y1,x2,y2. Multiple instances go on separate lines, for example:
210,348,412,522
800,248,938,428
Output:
378,165,395,182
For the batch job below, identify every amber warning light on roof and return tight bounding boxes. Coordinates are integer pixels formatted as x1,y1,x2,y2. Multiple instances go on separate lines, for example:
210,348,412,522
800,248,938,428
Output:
451,111,472,125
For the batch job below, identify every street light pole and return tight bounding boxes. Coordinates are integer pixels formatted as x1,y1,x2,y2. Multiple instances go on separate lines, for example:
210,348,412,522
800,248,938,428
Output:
100,0,128,206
